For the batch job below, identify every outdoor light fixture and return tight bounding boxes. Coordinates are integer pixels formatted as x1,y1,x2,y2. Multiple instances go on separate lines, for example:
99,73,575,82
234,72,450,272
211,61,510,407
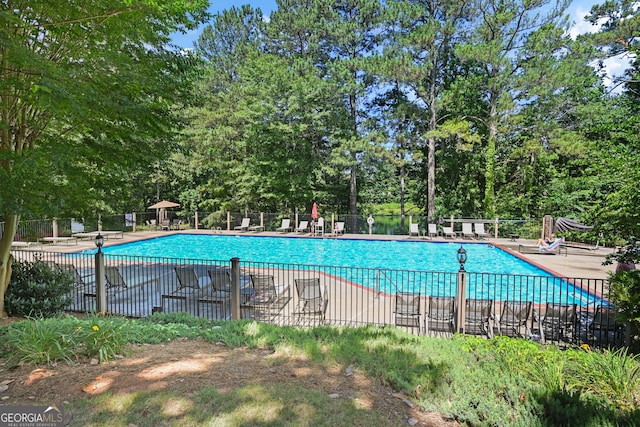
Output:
95,233,104,252
457,245,467,272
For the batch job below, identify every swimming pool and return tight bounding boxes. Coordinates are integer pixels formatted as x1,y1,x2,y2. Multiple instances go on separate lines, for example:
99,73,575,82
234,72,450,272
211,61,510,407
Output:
96,234,549,275
89,234,602,306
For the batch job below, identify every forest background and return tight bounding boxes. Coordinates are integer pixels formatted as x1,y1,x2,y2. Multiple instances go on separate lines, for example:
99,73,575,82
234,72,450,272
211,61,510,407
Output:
1,0,639,242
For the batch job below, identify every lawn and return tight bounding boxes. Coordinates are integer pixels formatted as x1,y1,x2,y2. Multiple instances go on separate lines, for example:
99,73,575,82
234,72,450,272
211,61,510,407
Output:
0,313,638,426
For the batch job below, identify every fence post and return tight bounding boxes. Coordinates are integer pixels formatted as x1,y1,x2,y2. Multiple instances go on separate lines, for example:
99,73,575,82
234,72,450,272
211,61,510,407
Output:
52,218,58,238
494,217,498,239
132,212,137,233
227,211,231,231
230,257,241,320
260,212,264,229
195,211,199,230
456,270,467,334
98,214,102,232
95,248,107,313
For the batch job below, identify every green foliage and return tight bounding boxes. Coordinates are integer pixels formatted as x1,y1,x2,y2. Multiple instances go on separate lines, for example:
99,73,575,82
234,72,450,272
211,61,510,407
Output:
1,316,639,425
6,260,74,318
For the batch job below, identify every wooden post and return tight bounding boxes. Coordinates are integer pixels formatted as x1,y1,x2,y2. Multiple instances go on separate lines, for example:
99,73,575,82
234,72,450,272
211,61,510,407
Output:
132,212,137,233
227,211,231,231
195,211,199,230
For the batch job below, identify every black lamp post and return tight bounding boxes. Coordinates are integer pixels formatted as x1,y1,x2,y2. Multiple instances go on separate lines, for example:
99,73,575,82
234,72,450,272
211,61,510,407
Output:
95,233,104,253
457,245,467,272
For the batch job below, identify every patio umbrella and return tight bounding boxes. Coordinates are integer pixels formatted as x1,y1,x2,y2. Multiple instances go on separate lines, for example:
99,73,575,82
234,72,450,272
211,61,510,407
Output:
311,203,318,220
148,200,180,223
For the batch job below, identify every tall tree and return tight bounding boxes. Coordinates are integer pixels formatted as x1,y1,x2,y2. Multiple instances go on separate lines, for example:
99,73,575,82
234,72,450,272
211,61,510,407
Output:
381,0,473,218
0,0,208,316
456,0,570,217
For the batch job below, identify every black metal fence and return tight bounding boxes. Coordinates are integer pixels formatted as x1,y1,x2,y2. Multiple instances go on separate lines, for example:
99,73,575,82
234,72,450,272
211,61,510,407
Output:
9,249,621,349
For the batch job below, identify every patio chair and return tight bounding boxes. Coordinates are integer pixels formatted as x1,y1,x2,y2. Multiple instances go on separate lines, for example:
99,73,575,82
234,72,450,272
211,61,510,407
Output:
295,220,309,233
465,298,494,338
394,292,422,330
332,221,345,236
314,217,324,236
234,217,251,232
409,223,421,237
105,266,129,293
539,303,577,344
426,296,455,334
442,226,457,239
162,267,206,313
588,305,624,346
160,219,171,231
171,219,182,230
497,301,533,338
197,269,233,317
427,224,438,239
243,274,291,320
462,223,475,239
474,223,489,239
275,218,292,232
294,277,328,323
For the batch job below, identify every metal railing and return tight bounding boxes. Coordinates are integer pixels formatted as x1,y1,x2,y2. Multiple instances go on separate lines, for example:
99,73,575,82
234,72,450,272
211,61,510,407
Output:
9,249,622,349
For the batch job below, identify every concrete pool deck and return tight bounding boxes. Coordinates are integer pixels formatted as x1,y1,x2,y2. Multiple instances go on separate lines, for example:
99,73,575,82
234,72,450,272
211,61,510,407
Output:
19,229,617,280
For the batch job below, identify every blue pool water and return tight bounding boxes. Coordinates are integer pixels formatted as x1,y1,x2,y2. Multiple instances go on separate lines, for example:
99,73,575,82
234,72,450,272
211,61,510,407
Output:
97,234,548,274
90,234,602,306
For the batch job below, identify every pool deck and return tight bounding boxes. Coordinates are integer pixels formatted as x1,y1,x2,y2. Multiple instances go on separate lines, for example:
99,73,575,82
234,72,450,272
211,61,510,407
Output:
21,229,617,280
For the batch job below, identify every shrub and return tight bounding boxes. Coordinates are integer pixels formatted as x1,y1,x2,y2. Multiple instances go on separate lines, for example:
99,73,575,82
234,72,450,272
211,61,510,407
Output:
6,259,75,318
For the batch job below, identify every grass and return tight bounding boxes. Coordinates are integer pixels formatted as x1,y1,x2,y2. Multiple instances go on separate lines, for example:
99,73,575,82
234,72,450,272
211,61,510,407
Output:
1,313,639,426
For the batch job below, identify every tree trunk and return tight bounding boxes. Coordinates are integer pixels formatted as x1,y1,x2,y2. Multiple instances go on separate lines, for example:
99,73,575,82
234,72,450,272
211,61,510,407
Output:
0,214,19,317
484,90,498,217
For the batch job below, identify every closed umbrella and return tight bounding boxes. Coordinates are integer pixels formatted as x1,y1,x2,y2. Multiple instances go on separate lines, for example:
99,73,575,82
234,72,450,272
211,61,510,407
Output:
311,203,318,219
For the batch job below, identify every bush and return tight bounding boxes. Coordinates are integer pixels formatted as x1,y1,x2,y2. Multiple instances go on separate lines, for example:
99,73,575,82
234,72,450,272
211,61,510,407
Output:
6,259,75,318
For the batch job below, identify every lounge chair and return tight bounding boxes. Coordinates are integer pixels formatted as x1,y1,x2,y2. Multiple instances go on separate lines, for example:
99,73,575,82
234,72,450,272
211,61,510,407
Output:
197,269,233,317
518,238,567,256
161,267,206,313
426,296,455,334
248,222,264,232
427,224,438,239
275,219,292,233
539,238,565,254
474,223,489,239
497,301,533,338
394,292,422,330
43,261,90,288
171,219,182,230
332,221,345,236
465,298,494,338
588,305,624,346
294,277,328,323
105,266,129,293
160,219,171,231
462,223,475,239
409,223,421,237
539,303,577,344
242,274,291,320
442,226,457,239
295,220,309,233
234,217,251,232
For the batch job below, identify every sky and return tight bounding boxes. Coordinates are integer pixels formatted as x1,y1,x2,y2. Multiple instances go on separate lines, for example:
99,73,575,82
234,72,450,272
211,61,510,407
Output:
170,0,627,85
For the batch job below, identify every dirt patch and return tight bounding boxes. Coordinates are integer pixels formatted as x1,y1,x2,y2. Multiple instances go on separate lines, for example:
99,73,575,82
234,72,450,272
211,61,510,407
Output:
0,338,458,426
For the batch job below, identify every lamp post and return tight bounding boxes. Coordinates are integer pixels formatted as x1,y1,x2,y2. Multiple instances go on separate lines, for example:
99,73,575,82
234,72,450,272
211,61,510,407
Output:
456,245,468,334
95,233,106,313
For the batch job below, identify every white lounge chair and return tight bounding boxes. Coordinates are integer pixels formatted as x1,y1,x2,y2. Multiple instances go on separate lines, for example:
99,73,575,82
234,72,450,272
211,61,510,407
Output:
332,221,345,236
234,217,251,232
442,226,457,239
295,220,309,233
474,223,489,239
427,224,438,238
409,223,420,237
276,219,291,232
462,223,475,239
